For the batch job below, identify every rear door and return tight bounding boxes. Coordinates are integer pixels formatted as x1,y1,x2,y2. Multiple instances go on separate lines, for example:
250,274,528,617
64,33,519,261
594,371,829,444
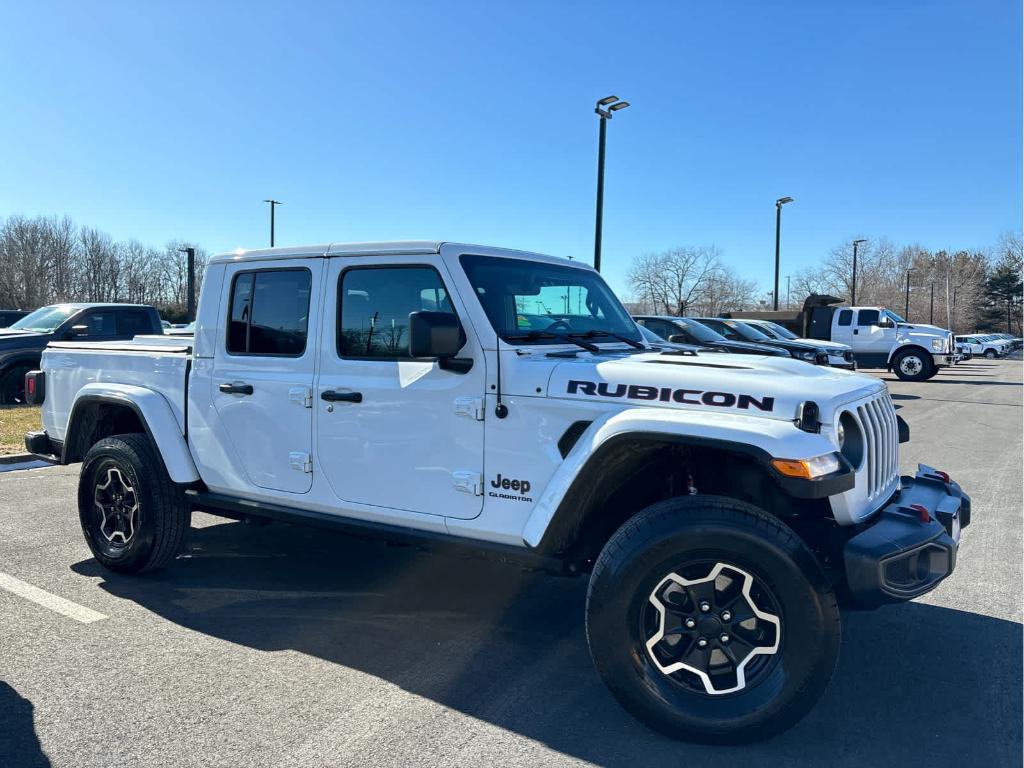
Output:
831,309,855,347
210,261,321,494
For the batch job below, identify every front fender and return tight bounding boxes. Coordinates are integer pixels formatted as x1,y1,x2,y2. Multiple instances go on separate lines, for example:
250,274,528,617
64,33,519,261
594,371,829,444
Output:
521,407,836,548
68,383,199,483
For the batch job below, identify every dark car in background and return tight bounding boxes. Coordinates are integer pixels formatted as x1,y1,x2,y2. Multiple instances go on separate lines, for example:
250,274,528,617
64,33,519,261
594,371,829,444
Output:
634,315,791,358
690,317,830,365
0,303,162,404
0,309,30,327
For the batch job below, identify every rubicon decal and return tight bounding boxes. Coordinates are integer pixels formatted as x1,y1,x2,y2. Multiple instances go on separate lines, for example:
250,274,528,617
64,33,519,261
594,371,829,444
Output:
567,379,775,412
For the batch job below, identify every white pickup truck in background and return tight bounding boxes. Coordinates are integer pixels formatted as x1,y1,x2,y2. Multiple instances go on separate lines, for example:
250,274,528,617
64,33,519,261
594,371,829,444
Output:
24,241,970,744
727,295,957,381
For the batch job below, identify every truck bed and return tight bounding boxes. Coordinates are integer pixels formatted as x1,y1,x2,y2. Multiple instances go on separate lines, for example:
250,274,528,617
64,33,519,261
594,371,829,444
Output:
41,337,192,445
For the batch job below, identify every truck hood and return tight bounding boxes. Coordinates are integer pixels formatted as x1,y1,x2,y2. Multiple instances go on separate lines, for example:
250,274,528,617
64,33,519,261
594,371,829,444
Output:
543,349,884,423
796,338,850,352
897,323,949,337
0,329,50,351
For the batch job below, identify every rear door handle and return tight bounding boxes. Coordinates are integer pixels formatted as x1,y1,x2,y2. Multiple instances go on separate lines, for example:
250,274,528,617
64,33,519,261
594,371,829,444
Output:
321,390,363,403
219,382,254,395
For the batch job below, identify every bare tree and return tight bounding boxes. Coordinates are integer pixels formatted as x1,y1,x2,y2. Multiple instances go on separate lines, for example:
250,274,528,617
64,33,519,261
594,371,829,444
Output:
628,246,721,315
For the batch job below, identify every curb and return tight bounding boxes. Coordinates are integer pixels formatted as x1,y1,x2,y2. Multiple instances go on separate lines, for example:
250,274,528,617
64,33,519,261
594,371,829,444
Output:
0,453,54,466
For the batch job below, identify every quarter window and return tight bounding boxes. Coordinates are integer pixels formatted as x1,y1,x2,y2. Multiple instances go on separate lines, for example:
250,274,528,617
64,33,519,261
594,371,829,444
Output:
338,266,457,359
226,269,311,356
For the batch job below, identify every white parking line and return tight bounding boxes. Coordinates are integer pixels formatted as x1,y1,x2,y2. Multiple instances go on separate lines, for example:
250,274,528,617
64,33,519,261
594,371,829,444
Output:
0,572,107,624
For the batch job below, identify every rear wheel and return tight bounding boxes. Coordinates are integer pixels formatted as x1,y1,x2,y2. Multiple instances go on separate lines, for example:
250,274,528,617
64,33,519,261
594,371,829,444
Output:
78,434,190,573
0,363,32,405
892,348,933,382
585,496,840,744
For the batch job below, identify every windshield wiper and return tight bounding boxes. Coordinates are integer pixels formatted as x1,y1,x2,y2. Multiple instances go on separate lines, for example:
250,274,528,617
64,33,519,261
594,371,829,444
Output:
568,330,647,350
503,330,600,352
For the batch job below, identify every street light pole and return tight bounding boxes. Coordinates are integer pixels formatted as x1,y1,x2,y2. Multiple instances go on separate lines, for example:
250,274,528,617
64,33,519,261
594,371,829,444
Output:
851,239,867,304
930,281,935,324
786,275,792,310
904,268,913,320
263,199,282,247
773,197,794,311
178,246,196,322
593,96,629,273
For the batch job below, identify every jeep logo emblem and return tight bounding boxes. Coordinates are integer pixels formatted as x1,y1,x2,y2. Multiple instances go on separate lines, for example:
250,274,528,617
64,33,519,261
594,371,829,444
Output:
491,473,530,495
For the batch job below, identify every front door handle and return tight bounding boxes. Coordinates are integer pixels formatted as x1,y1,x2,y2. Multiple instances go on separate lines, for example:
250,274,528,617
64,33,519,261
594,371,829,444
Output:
853,329,859,335
219,382,254,395
321,390,363,403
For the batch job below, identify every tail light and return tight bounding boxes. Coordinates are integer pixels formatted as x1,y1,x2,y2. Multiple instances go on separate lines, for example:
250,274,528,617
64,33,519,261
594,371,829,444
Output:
24,370,45,405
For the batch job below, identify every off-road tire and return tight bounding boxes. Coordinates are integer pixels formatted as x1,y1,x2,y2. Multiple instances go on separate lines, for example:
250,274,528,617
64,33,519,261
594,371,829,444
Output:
78,434,189,574
892,348,934,382
0,363,32,405
585,496,840,744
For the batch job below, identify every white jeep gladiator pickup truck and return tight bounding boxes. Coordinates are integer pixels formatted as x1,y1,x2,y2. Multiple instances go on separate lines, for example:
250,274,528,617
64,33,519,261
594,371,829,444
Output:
25,241,970,744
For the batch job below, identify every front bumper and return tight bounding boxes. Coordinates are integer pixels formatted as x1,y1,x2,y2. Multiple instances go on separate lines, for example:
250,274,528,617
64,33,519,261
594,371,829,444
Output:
843,464,970,608
932,353,954,367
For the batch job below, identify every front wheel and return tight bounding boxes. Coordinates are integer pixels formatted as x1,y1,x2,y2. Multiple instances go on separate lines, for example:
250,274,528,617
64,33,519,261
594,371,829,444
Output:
984,348,998,359
78,434,190,573
585,496,840,744
892,348,934,382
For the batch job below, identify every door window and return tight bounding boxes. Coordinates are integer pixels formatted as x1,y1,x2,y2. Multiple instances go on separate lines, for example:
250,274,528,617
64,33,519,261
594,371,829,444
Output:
338,266,457,359
226,268,311,356
857,309,879,326
117,310,152,337
837,309,853,326
79,311,116,337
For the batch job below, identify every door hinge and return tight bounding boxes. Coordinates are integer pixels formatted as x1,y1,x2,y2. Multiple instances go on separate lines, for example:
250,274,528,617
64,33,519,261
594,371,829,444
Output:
289,452,313,473
454,396,485,421
289,386,313,408
453,471,483,496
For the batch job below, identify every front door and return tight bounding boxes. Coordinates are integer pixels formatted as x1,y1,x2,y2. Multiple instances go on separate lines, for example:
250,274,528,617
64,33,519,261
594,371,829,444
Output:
853,309,894,358
315,258,485,519
211,261,321,494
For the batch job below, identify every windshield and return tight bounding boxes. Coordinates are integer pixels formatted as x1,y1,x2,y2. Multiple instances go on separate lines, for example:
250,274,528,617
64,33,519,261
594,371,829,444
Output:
9,304,76,333
637,325,667,345
760,321,799,340
699,318,772,342
673,318,725,343
884,310,906,324
461,255,642,345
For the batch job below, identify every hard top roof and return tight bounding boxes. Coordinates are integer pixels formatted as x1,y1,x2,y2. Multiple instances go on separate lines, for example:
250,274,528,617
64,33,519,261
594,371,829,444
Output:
208,241,586,268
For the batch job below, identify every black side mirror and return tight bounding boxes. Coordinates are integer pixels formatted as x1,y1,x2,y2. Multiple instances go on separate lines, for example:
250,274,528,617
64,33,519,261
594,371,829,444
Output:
877,318,894,329
668,334,687,344
68,324,90,339
408,311,463,358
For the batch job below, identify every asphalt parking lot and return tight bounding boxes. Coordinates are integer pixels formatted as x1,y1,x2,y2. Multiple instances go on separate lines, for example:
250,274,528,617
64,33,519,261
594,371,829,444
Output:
1,356,1021,768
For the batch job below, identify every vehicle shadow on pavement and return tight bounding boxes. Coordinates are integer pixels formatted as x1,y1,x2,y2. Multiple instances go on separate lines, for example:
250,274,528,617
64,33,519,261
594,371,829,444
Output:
0,681,53,768
74,519,1023,767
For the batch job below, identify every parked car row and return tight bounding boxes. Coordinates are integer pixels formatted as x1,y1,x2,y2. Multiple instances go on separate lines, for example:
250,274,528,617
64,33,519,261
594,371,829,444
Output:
955,333,1020,358
634,315,856,370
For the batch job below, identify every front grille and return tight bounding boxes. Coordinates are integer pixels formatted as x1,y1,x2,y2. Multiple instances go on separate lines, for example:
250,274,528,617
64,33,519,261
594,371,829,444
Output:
855,392,899,502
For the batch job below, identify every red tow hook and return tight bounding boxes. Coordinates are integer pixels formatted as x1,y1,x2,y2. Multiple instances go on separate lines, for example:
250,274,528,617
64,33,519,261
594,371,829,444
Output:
935,470,950,484
910,504,930,523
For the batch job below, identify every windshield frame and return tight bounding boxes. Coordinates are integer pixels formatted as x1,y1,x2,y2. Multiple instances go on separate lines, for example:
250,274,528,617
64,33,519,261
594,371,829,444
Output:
758,320,799,340
8,304,78,333
883,309,906,324
460,254,643,346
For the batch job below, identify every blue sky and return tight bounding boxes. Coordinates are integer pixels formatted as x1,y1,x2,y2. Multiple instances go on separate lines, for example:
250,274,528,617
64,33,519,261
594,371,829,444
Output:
1,1,1020,297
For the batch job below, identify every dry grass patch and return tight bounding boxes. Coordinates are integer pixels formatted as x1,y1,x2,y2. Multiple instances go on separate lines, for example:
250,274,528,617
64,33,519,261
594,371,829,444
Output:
0,405,40,455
